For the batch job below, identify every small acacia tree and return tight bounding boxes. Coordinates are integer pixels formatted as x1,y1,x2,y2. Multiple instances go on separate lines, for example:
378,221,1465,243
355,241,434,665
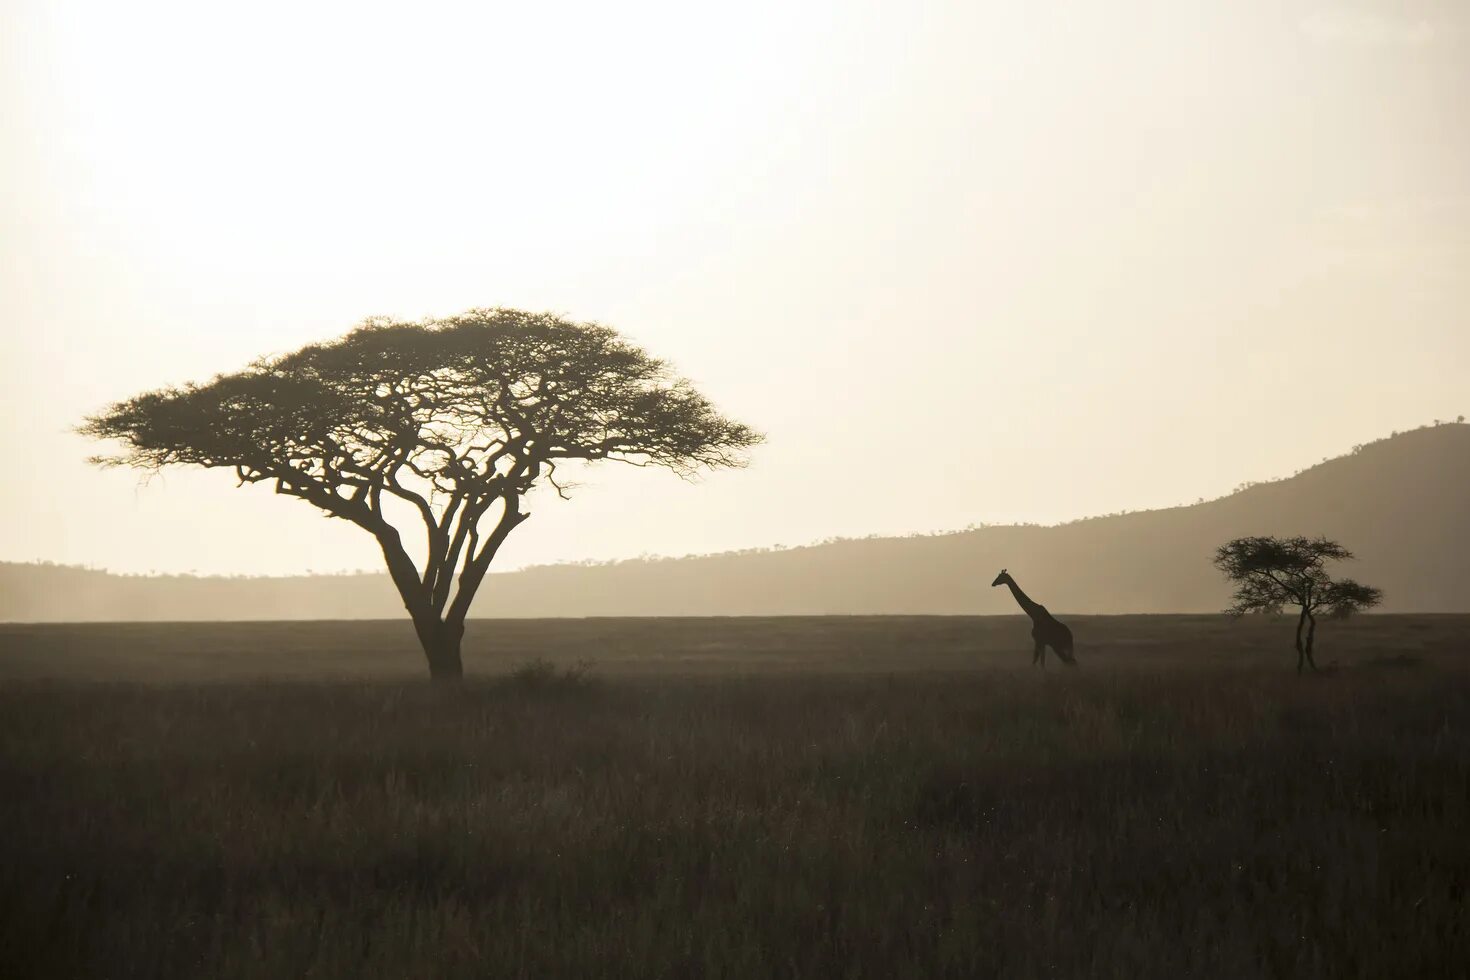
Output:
1213,536,1383,673
83,308,761,680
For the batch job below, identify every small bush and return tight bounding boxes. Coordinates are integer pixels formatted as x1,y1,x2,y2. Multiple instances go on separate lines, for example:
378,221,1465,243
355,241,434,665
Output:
507,656,595,690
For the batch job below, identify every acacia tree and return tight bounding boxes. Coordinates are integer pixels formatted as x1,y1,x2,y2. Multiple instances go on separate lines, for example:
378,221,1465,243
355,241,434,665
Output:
82,309,761,680
1213,536,1383,674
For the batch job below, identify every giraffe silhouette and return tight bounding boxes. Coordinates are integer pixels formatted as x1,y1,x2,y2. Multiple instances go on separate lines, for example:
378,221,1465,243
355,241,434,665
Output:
991,569,1077,667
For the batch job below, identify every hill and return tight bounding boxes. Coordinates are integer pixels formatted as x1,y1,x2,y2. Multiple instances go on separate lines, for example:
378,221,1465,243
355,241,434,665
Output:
3,423,1467,620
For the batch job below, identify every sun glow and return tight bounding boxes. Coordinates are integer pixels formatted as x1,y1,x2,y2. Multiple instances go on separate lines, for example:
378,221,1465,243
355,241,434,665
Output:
39,1,869,299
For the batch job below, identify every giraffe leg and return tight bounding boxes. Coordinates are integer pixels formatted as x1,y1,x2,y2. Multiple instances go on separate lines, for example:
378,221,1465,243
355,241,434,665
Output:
1033,640,1046,668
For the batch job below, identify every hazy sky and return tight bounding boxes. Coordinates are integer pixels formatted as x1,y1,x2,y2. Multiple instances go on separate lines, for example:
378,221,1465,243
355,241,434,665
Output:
3,0,1467,576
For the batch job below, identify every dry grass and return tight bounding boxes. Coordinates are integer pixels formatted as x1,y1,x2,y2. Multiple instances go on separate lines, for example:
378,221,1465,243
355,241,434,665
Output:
1,615,1467,978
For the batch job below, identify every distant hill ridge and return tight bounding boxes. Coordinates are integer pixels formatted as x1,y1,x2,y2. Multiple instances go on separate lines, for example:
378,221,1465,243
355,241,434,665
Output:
4,423,1467,620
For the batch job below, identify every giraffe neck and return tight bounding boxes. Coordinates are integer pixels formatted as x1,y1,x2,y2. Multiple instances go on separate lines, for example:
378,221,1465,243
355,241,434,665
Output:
1005,579,1044,620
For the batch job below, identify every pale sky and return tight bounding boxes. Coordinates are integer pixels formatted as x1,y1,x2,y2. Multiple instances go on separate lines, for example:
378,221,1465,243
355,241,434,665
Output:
3,0,1467,576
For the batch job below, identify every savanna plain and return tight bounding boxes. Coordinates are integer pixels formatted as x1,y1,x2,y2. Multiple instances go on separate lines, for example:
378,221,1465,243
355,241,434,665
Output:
2,615,1467,978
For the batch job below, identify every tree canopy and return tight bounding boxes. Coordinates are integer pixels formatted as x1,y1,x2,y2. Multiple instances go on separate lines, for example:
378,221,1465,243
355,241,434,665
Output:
1213,535,1382,673
83,308,762,678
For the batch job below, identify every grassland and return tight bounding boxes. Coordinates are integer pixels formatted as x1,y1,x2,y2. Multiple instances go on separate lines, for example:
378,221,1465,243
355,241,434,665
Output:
1,615,1468,978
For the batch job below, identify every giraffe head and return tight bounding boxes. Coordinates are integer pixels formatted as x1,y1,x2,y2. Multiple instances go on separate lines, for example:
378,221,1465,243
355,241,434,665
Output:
991,568,1011,587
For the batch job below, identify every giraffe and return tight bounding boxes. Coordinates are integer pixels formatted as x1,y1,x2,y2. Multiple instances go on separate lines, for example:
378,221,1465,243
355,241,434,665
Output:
991,569,1077,667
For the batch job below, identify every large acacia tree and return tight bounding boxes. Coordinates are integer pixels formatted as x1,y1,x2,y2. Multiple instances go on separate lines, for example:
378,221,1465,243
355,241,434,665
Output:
1213,536,1383,674
83,309,761,680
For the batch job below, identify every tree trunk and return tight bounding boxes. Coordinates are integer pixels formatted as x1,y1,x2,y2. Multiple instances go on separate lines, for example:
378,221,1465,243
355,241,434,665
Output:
373,507,523,682
417,618,465,682
1303,611,1319,672
1294,607,1308,674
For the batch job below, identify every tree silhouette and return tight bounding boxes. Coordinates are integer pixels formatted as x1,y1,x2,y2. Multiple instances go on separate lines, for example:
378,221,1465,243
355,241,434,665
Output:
1213,536,1382,674
82,309,761,680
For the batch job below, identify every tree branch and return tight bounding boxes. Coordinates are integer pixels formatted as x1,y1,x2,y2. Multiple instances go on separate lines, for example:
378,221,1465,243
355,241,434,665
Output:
445,495,530,626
